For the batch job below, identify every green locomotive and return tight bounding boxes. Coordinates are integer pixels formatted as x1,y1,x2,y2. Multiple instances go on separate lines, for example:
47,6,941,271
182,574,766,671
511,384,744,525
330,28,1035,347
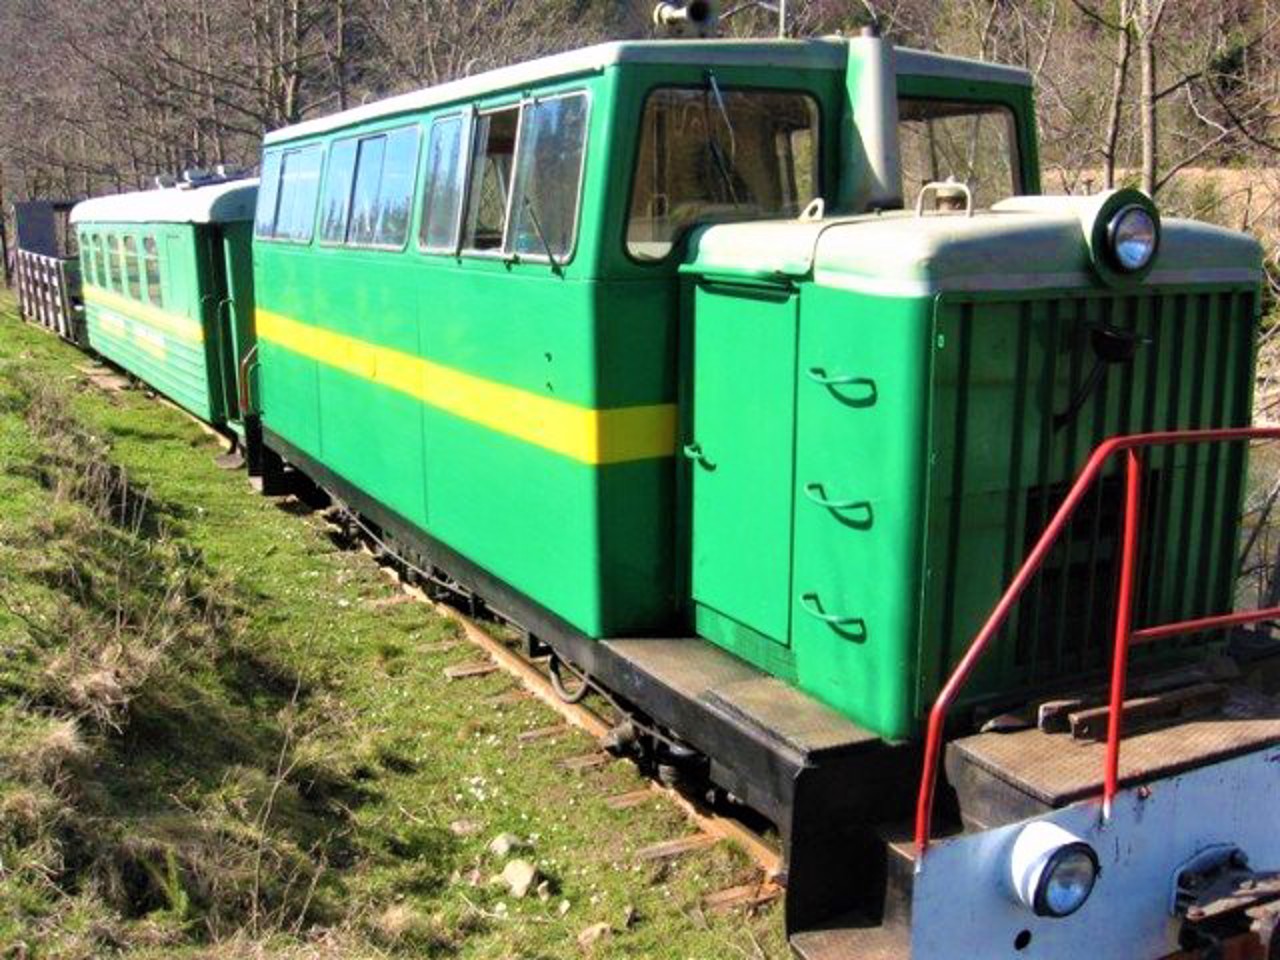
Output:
66,15,1278,959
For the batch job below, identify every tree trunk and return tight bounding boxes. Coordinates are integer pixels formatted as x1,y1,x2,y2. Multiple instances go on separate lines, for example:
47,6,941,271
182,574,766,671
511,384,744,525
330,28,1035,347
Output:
1103,0,1132,189
1136,0,1166,196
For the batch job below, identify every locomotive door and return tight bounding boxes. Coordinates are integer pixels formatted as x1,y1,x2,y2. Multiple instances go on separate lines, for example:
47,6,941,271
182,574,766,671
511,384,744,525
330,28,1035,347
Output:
687,280,797,649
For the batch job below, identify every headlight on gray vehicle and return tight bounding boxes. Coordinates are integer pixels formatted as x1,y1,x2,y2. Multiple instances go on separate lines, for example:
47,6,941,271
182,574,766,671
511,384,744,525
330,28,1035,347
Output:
1009,821,1101,918
1108,204,1159,272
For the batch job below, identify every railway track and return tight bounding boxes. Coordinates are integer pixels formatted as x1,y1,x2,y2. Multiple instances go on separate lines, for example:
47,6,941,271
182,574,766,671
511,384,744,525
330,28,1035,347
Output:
326,500,788,917
77,354,787,912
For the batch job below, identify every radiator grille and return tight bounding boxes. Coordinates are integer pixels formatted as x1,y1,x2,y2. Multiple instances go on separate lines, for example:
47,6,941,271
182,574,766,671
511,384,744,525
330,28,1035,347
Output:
922,287,1257,709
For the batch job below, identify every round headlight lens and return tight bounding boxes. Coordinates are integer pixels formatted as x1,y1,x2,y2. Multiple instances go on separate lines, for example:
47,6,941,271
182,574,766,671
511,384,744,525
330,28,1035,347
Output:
1035,844,1100,918
1108,205,1158,272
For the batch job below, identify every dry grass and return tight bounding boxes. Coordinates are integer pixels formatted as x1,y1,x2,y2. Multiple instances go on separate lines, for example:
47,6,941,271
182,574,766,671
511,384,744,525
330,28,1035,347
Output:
0,366,356,956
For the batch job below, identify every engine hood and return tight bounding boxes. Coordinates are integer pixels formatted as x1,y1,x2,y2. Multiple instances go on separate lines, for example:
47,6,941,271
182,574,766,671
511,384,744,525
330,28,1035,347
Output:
684,198,1263,296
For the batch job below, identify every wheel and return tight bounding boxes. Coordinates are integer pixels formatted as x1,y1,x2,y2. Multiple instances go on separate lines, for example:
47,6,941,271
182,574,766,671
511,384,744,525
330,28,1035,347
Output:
548,653,590,704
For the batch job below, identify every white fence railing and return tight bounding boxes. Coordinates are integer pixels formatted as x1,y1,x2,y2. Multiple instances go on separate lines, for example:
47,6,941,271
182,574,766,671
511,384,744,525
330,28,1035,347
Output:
16,249,82,341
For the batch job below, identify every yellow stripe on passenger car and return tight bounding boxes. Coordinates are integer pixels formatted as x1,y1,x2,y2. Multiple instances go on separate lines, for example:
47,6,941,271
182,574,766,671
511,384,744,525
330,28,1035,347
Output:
83,284,205,343
255,309,677,466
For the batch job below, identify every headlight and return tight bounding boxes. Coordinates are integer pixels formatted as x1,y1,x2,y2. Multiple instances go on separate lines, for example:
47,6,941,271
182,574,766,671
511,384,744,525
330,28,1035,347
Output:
1107,205,1159,272
1009,822,1100,919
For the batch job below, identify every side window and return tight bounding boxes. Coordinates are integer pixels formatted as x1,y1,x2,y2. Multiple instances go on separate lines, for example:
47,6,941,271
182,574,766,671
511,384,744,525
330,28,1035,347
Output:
107,235,123,291
78,234,93,284
256,146,323,242
347,126,420,248
319,137,358,244
123,236,142,300
347,136,387,246
462,107,519,252
93,234,106,285
420,115,467,252
255,152,282,238
143,237,163,307
275,147,324,242
507,93,589,261
374,128,419,247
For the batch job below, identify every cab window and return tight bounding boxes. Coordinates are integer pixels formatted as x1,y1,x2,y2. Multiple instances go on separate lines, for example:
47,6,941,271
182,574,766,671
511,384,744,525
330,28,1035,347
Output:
626,86,820,263
897,99,1020,209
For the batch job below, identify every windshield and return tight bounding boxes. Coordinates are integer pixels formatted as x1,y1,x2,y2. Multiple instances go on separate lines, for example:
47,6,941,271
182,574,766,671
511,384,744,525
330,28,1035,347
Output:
897,99,1020,209
627,87,820,262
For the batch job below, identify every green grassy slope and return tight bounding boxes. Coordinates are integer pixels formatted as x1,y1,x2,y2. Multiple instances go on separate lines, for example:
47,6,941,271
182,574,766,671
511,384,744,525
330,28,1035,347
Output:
0,291,784,960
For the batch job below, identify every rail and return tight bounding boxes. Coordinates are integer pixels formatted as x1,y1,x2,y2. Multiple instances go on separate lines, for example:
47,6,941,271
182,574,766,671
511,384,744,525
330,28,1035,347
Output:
915,427,1280,855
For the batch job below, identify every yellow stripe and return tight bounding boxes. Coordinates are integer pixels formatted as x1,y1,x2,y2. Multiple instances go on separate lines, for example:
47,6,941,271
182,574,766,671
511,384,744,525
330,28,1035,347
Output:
255,309,676,465
84,284,205,343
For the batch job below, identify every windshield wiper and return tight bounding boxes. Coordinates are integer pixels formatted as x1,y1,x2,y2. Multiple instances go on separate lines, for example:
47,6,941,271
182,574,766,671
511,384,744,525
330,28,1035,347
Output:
703,70,741,207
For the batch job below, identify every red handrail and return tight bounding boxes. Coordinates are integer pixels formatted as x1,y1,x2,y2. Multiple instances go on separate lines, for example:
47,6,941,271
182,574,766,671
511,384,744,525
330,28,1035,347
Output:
915,427,1280,855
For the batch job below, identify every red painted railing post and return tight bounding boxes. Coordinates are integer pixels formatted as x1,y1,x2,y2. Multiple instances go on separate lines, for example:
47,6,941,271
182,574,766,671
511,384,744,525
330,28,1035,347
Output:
1103,450,1142,821
914,428,1280,859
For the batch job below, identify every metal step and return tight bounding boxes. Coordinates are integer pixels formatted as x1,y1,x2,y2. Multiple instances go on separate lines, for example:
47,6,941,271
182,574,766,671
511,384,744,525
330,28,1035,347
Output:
947,683,1280,832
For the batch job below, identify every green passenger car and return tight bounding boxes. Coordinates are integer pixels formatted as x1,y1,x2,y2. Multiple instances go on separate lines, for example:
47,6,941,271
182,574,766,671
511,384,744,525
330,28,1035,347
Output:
71,179,259,431
253,37,1262,747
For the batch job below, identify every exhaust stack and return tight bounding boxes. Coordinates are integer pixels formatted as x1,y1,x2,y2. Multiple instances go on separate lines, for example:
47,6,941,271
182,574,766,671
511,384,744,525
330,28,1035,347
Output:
839,27,903,212
653,1,720,38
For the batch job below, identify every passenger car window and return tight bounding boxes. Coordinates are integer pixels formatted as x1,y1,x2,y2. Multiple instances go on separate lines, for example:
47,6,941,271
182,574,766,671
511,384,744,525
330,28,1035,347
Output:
92,235,106,286
347,136,387,246
79,238,94,285
277,147,324,242
344,126,419,248
462,107,519,252
123,236,142,300
107,235,123,290
627,87,820,262
143,237,163,307
319,138,358,244
897,99,1020,209
508,93,589,261
420,115,466,252
255,152,282,238
374,128,419,246
256,146,323,242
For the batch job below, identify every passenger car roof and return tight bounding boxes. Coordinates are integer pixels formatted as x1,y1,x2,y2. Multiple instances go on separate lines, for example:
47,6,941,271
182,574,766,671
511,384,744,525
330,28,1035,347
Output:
263,39,1032,147
70,179,259,226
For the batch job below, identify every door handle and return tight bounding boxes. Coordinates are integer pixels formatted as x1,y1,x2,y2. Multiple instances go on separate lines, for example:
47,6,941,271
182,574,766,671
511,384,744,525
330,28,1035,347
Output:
803,483,871,513
803,484,874,528
800,592,867,638
682,442,716,470
805,368,877,405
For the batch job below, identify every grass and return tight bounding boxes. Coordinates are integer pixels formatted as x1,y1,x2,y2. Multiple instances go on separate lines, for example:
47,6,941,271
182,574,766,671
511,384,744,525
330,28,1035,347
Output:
0,289,786,960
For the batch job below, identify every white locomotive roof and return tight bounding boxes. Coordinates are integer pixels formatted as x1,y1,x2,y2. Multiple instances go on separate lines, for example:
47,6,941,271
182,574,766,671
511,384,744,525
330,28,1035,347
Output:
265,39,1032,147
70,179,259,226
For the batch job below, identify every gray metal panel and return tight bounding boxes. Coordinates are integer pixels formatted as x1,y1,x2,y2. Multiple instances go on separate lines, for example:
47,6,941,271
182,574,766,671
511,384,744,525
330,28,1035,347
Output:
895,46,1033,87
